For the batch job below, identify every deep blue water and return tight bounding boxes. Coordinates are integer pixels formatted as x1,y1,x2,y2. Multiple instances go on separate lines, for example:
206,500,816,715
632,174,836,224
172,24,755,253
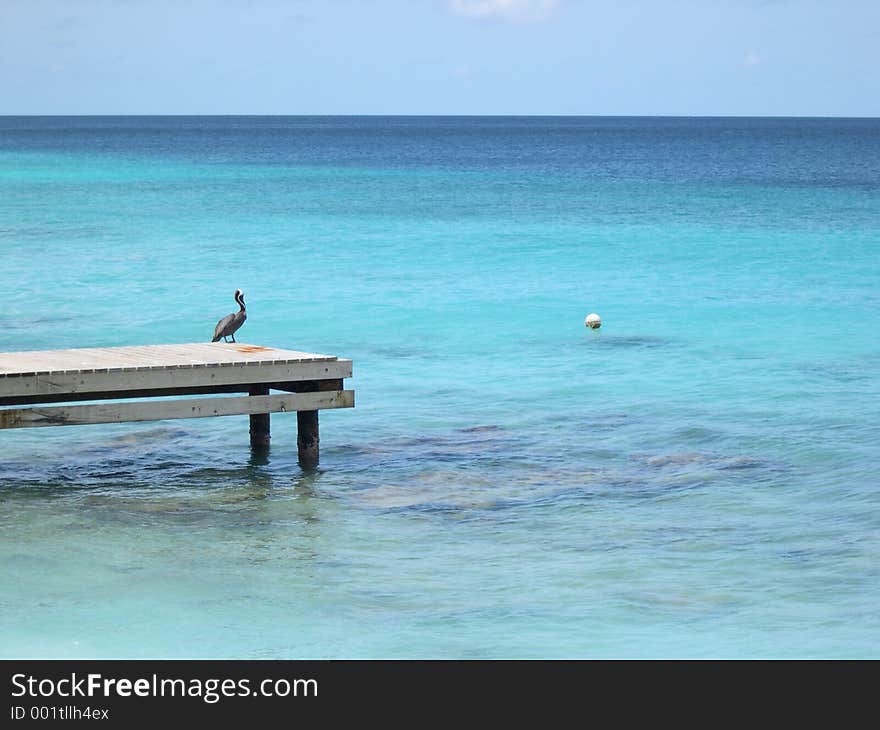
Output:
1,116,879,658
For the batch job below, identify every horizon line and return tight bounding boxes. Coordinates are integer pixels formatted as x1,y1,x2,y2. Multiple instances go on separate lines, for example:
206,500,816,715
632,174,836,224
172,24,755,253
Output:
1,113,879,120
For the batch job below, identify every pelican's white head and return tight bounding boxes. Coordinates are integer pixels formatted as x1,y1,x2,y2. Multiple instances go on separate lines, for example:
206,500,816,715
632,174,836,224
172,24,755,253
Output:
235,289,245,307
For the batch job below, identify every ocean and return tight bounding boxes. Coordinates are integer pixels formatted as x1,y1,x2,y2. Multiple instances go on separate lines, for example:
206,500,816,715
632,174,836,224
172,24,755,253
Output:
1,116,878,658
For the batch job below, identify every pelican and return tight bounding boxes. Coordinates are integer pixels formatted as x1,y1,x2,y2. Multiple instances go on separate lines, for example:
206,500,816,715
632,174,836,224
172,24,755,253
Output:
212,289,247,343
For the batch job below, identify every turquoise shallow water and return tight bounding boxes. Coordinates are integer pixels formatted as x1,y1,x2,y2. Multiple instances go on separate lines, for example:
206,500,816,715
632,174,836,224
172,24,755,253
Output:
1,117,879,658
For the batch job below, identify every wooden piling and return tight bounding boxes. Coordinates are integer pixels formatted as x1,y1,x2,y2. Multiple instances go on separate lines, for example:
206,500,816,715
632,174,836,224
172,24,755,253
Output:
297,410,319,469
249,384,271,450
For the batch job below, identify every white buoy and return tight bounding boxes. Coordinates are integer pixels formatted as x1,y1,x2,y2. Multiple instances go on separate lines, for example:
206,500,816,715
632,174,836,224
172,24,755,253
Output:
585,313,602,330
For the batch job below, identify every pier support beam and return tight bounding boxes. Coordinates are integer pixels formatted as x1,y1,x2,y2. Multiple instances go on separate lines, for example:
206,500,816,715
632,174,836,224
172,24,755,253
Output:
249,385,271,450
297,410,319,469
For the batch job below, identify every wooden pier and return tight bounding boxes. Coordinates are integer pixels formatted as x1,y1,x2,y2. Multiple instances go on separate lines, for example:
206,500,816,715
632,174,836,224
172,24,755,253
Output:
0,343,354,469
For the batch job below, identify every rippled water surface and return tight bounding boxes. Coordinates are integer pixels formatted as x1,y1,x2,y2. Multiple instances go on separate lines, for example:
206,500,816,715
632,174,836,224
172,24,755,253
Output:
1,117,879,657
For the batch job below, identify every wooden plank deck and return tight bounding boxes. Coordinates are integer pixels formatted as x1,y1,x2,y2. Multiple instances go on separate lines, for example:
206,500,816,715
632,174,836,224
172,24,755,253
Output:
0,343,334,374
0,343,352,401
0,343,355,468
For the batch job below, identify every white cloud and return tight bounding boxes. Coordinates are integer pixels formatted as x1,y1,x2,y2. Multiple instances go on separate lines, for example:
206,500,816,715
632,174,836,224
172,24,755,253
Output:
743,50,764,69
446,0,559,23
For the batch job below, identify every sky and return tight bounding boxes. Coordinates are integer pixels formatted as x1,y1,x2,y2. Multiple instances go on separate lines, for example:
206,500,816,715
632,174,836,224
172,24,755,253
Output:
0,0,878,116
